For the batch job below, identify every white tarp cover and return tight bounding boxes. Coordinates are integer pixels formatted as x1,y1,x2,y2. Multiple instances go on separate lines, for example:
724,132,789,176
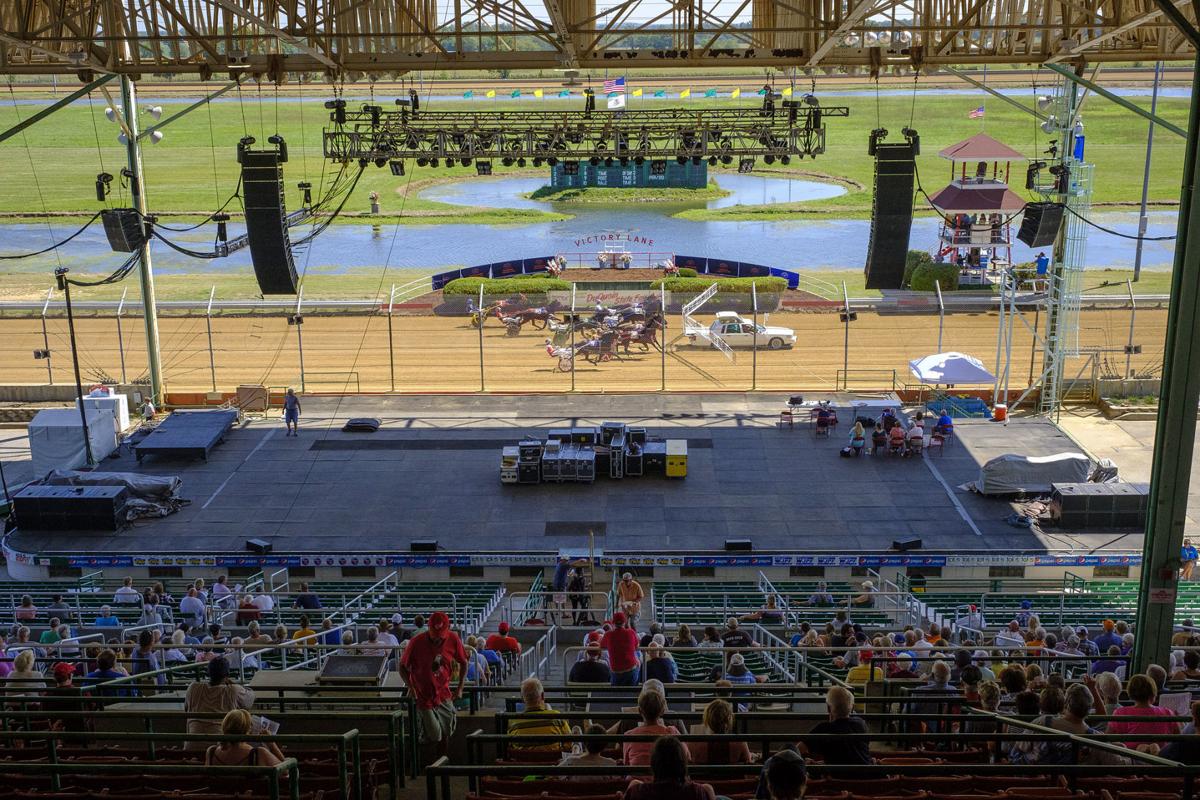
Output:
28,408,118,478
44,470,181,501
977,452,1093,495
909,352,996,385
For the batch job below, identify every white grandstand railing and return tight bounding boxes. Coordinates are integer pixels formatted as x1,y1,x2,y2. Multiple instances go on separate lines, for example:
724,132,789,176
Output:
515,626,558,681
750,624,799,683
654,589,916,630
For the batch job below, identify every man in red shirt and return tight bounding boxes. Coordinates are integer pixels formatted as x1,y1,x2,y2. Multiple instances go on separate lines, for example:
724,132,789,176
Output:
601,611,641,686
484,622,522,665
399,610,467,760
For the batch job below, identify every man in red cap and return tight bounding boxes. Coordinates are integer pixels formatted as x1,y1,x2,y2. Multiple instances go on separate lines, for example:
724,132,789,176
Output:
484,622,522,668
399,610,467,760
601,611,640,686
43,662,86,734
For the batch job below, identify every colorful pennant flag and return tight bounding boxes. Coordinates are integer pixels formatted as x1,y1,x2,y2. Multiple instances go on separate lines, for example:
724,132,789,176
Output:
558,89,570,97
782,87,793,97
680,88,691,99
757,88,767,95
653,89,666,98
731,88,741,99
463,90,474,99
510,89,521,98
534,89,544,98
486,89,496,98
632,88,643,97
606,91,618,98
704,88,717,98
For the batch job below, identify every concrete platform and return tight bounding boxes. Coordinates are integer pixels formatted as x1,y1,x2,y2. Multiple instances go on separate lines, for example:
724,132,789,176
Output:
0,393,1147,561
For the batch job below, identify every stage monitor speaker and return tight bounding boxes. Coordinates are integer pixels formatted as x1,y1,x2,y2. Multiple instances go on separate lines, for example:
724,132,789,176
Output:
864,142,917,290
241,148,299,295
101,208,147,253
892,536,923,552
724,539,753,552
410,539,439,552
1017,202,1065,248
246,537,272,554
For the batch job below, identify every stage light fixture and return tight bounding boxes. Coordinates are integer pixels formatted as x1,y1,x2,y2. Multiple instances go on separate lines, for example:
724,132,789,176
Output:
297,181,313,205
416,157,428,167
533,157,543,167
707,156,718,166
547,157,559,166
619,157,629,167
117,132,129,146
502,157,514,166
104,106,121,122
94,172,113,202
429,157,440,167
650,160,667,176
763,154,775,164
780,155,791,165
589,157,600,166
604,157,613,167
145,106,163,120
1036,95,1053,111
389,160,405,176
517,157,527,167
476,161,493,175
676,156,687,165
564,161,580,175
721,155,733,165
737,157,755,173
148,131,164,144
358,158,369,169
634,156,645,166
691,156,702,166
460,158,471,167
374,157,388,168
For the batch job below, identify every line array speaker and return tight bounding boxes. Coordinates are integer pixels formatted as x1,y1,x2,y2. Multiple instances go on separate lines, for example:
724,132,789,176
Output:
864,142,917,290
1017,202,1066,248
14,485,128,531
724,538,753,552
101,208,147,253
241,147,299,295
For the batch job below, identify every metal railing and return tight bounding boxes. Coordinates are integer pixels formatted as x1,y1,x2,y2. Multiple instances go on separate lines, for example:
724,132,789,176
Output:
654,589,913,629
835,368,899,391
505,591,608,626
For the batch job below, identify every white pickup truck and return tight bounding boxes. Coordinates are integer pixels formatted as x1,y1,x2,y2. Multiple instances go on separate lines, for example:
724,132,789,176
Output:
689,311,797,350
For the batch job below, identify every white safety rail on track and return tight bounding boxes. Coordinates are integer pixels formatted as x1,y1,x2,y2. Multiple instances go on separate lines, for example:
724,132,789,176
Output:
679,283,733,362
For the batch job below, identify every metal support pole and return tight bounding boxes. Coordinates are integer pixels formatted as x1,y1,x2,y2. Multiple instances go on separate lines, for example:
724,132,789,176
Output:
115,288,128,384
1002,273,1017,403
993,272,1007,405
121,76,165,405
1133,50,1200,674
841,282,850,381
752,283,758,390
206,286,217,391
1044,62,1185,139
570,285,577,392
387,284,396,392
935,282,945,352
660,285,666,391
41,287,53,385
1134,61,1162,282
1028,303,1041,388
294,288,306,393
1126,279,1138,379
478,286,486,392
57,271,94,467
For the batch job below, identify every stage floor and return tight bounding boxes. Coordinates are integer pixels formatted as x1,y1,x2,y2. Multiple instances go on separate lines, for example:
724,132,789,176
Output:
1,393,1142,558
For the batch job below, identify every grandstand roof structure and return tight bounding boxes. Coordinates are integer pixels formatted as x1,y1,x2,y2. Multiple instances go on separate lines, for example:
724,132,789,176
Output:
0,0,1194,75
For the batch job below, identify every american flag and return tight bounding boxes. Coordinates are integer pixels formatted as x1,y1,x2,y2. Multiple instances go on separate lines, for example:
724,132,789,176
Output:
968,105,985,119
603,76,625,93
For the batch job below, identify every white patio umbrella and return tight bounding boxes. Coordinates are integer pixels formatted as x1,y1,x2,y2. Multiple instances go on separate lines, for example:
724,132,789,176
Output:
908,351,996,385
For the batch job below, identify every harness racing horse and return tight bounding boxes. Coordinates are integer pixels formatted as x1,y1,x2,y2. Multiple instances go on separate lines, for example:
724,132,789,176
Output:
502,307,559,336
618,313,667,353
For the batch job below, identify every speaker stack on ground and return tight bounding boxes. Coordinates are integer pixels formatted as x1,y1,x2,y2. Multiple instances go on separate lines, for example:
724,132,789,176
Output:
864,141,918,290
239,139,299,295
13,485,128,531
1051,482,1149,529
1016,202,1066,248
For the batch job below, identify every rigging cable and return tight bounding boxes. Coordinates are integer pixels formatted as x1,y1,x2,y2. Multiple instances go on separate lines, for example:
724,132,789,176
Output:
0,211,103,259
7,82,65,270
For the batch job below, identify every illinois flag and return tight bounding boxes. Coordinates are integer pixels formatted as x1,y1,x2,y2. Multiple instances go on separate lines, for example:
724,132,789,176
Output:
680,88,691,99
485,89,496,98
731,88,741,99
608,93,626,110
534,89,543,98
632,88,643,97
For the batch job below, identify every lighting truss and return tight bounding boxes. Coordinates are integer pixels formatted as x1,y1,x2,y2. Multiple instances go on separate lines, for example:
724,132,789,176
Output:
322,103,849,166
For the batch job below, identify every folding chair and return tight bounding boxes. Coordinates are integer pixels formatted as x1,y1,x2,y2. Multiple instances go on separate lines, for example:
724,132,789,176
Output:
927,434,946,456
778,409,794,429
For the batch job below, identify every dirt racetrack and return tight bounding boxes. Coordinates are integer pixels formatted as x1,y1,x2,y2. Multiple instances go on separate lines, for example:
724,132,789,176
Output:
0,306,1164,394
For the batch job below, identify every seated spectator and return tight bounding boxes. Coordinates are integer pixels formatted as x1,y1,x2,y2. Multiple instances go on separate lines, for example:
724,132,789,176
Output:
320,618,341,646
623,689,680,766
871,423,887,454
1174,650,1200,682
888,424,906,453
1108,673,1180,750
184,657,255,749
236,594,261,625
47,595,73,623
3,649,46,705
113,577,140,605
210,576,231,608
644,640,678,684
245,621,272,647
742,595,785,624
131,629,165,688
338,630,357,655
851,581,876,608
906,421,925,450
43,662,86,734
165,630,190,667
293,583,322,610
179,588,206,630
39,618,63,645
801,583,834,607
508,676,573,751
698,626,723,648
906,660,955,729
252,592,275,614
848,421,866,455
1160,701,1200,764
1039,686,1065,716
14,594,37,622
721,618,755,649
569,641,613,683
760,748,807,800
1092,645,1124,675
724,652,759,685
464,636,489,684
934,411,954,435
291,615,317,644
205,708,284,767
559,723,618,777
93,606,121,628
802,686,872,764
672,624,698,648
485,622,522,657
639,623,664,648
624,735,716,800
1011,683,1128,765
689,698,752,765
82,649,131,698
1024,663,1046,689
959,664,983,705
